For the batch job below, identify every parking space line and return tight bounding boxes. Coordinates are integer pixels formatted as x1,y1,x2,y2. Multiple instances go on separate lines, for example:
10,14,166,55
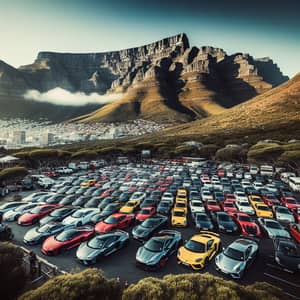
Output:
285,292,300,300
263,272,300,289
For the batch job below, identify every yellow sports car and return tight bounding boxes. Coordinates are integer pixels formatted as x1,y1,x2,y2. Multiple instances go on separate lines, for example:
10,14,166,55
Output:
175,194,188,203
177,189,187,197
177,231,221,270
80,179,97,187
249,195,264,207
174,201,188,213
253,203,273,218
119,200,140,213
171,208,188,227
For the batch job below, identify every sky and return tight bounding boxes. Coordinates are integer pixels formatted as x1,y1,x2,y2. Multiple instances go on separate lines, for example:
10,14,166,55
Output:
0,0,299,77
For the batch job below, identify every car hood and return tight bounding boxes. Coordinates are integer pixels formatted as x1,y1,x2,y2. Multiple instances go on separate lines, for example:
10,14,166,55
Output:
132,225,151,237
3,210,20,220
216,253,244,273
24,227,45,241
76,243,102,260
267,227,290,238
40,215,59,225
276,213,294,221
136,247,162,264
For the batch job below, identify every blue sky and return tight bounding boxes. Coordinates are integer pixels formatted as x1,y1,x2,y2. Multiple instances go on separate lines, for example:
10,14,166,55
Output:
0,0,299,77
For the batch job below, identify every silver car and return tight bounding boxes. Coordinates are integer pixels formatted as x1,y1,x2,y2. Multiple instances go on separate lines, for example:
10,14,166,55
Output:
215,238,258,279
272,206,295,224
258,218,291,239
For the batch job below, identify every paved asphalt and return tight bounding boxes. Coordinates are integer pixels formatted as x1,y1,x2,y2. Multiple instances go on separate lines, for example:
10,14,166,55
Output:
5,204,300,299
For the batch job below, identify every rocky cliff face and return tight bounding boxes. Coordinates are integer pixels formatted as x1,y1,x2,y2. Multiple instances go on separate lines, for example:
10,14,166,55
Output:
0,33,288,122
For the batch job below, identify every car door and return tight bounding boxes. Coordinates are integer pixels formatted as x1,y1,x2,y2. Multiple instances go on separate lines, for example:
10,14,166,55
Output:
207,239,214,258
118,216,127,228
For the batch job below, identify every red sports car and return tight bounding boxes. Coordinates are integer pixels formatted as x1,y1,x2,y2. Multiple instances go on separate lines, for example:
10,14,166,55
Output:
292,208,300,223
262,194,280,207
289,223,300,243
42,226,94,255
95,213,134,233
231,212,262,237
135,207,156,222
224,194,236,203
18,204,60,226
205,200,221,213
280,196,300,210
221,201,238,214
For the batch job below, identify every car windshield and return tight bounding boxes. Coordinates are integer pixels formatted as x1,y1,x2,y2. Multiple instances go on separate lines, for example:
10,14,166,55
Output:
142,218,160,228
277,207,290,214
266,221,281,229
258,205,269,211
88,237,106,249
208,201,217,206
55,229,79,242
278,242,300,257
197,215,208,221
105,216,118,224
239,215,251,222
176,202,186,208
185,240,206,253
141,209,151,215
160,202,169,207
173,211,185,217
51,208,69,217
224,247,244,261
286,199,297,204
29,206,43,213
224,203,234,207
126,202,135,207
15,204,34,212
218,214,231,222
144,239,164,252
240,202,250,207
37,224,55,233
192,202,202,207
72,210,87,218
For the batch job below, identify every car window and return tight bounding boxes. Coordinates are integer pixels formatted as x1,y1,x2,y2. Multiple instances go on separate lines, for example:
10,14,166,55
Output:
207,240,213,249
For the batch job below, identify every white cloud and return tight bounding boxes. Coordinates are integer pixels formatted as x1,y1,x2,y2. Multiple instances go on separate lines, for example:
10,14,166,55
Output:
23,87,122,106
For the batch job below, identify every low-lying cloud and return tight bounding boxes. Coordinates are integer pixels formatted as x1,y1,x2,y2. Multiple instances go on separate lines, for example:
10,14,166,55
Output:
24,88,122,106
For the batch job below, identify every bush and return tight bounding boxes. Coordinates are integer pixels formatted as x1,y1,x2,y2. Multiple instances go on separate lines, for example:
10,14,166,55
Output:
29,149,59,159
247,143,284,163
174,145,198,156
19,269,121,300
13,151,30,159
71,150,98,160
0,166,28,182
198,144,219,159
0,242,26,300
215,146,246,162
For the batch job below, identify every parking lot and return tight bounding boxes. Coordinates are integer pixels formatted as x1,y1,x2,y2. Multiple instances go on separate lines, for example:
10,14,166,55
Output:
1,160,300,298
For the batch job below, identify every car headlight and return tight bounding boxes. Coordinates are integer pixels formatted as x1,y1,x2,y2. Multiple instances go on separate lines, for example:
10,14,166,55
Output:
275,256,280,263
298,264,300,269
195,258,202,263
219,225,225,229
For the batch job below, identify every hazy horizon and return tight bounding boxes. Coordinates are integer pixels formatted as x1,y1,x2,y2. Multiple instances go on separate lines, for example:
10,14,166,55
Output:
0,0,299,77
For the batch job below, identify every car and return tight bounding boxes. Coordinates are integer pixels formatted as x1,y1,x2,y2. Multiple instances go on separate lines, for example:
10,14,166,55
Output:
22,192,51,203
234,191,248,202
205,200,221,213
24,222,72,245
201,190,213,201
292,208,300,223
280,196,300,210
231,212,262,237
136,230,182,270
76,230,129,265
132,215,168,241
129,192,146,202
194,213,214,231
273,237,300,273
215,238,259,279
189,200,205,215
95,213,135,233
248,195,264,207
221,201,238,214
212,211,238,234
119,200,141,213
41,226,94,256
157,201,172,215
262,194,281,207
135,207,156,223
258,218,291,239
272,206,295,225
177,231,221,270
171,208,188,227
174,201,188,213
2,203,37,221
72,195,92,207
62,208,99,226
80,179,97,187
59,195,77,205
289,223,300,243
45,194,66,204
0,201,25,216
38,177,55,188
39,206,78,225
252,203,273,218
84,197,102,208
140,198,157,209
18,204,60,225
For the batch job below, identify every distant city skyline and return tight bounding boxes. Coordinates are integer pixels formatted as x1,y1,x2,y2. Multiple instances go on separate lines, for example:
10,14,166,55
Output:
0,0,299,77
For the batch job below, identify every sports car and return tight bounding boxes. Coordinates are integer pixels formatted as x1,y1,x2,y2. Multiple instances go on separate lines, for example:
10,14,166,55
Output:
292,208,300,223
272,206,295,225
258,218,291,239
23,222,72,245
95,213,134,233
189,200,205,215
2,203,37,222
76,230,129,265
289,223,300,243
212,211,238,234
42,226,94,256
177,231,221,270
18,204,60,226
171,208,188,227
62,208,99,226
231,212,262,237
273,237,300,273
248,195,264,207
157,201,172,215
136,230,182,270
174,201,188,213
135,207,156,223
262,194,281,207
205,200,221,213
0,201,25,216
280,197,300,210
194,213,214,231
253,203,273,218
215,238,259,279
221,201,238,214
119,200,141,213
39,206,78,225
132,215,168,241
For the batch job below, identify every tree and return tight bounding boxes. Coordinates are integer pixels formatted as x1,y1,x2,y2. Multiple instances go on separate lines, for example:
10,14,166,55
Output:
277,150,300,173
198,144,219,159
215,145,246,162
0,166,28,182
247,143,284,164
0,242,26,300
19,269,121,300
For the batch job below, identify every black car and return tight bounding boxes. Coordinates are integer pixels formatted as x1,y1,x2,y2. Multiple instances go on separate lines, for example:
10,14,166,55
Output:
157,201,172,215
132,215,168,241
59,194,77,205
140,198,157,209
195,212,214,230
39,206,78,225
91,203,121,223
273,237,300,273
213,211,238,233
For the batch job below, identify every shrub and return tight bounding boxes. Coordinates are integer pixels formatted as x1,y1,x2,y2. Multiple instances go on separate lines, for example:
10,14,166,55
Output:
19,269,121,300
174,145,198,156
215,146,246,162
71,150,98,160
13,151,30,159
198,144,219,159
0,166,28,182
29,149,59,159
247,143,284,163
0,242,26,300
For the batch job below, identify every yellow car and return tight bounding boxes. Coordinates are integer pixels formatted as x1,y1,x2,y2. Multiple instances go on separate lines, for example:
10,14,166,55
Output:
253,203,273,218
80,179,96,187
174,201,188,213
249,195,264,207
171,208,188,227
175,194,188,203
177,189,187,197
119,200,140,213
177,231,221,270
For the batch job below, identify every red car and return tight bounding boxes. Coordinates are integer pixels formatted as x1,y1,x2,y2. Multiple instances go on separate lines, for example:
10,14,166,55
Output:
95,213,134,233
292,208,300,223
224,194,236,203
135,207,156,222
205,200,221,213
280,196,300,210
289,223,300,243
44,171,58,178
231,212,262,237
18,204,60,225
262,194,280,207
217,168,225,177
42,226,94,255
221,201,238,214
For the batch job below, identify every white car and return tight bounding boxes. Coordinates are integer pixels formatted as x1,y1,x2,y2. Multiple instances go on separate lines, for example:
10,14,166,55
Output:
56,167,73,174
234,191,248,202
2,203,37,221
201,189,214,201
244,172,252,180
130,192,146,202
236,200,255,215
241,180,252,189
38,177,55,188
264,184,278,194
161,192,174,204
22,192,51,202
189,200,205,215
258,218,291,239
253,182,264,190
62,208,99,226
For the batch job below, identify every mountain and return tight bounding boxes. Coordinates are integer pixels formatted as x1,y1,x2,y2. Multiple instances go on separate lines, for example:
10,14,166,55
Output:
0,33,288,122
158,73,300,143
